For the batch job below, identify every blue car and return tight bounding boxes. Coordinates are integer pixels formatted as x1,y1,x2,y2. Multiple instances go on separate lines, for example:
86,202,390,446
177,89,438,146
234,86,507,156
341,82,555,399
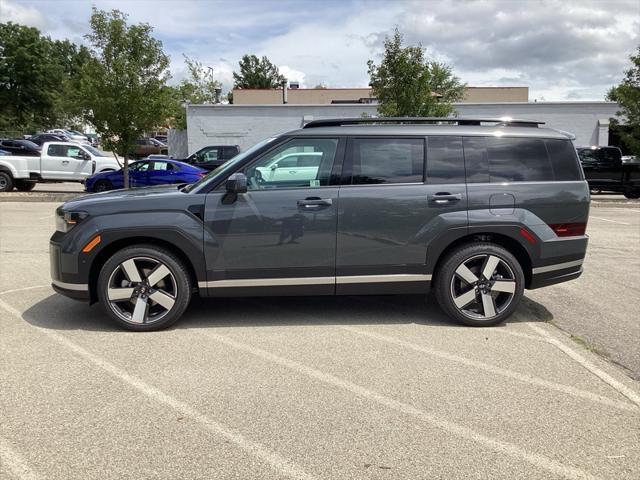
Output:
85,159,207,192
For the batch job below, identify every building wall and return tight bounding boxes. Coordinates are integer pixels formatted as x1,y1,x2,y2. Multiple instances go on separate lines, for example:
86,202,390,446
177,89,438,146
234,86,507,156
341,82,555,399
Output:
232,86,529,105
185,102,619,154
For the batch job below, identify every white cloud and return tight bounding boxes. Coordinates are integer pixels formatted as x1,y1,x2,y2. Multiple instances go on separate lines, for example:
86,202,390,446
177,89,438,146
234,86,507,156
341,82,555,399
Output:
0,0,45,28
4,0,639,100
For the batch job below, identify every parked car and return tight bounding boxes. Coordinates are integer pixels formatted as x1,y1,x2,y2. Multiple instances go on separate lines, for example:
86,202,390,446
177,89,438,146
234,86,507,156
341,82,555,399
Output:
622,155,639,164
577,146,640,199
255,151,322,183
47,129,89,144
50,117,590,331
131,138,168,159
29,133,71,145
0,149,11,156
85,133,100,147
0,139,41,156
84,159,206,192
153,135,168,144
179,145,240,171
0,142,120,192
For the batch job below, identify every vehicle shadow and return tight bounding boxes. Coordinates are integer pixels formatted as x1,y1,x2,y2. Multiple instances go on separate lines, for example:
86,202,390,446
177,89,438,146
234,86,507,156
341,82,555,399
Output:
20,292,553,332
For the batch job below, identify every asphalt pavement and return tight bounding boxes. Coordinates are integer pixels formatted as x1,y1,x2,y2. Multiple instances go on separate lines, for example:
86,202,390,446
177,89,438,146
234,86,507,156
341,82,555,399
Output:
0,202,639,480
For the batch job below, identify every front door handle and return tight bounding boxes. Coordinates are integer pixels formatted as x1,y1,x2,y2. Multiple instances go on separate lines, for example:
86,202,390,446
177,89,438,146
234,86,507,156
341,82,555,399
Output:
428,193,462,204
297,197,332,209
62,160,69,165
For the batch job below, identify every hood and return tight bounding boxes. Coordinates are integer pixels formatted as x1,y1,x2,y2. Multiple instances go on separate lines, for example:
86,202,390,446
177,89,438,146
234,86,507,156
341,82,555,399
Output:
63,184,185,211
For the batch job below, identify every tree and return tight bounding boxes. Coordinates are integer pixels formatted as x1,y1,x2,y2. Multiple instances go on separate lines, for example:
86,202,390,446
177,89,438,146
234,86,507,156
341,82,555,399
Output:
0,23,64,133
367,28,466,117
169,55,223,129
607,46,640,155
233,54,285,89
78,8,171,188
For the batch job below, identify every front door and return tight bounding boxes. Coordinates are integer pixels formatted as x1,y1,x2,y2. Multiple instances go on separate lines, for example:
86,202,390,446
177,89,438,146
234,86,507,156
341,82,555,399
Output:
336,136,468,294
43,144,92,180
202,137,343,296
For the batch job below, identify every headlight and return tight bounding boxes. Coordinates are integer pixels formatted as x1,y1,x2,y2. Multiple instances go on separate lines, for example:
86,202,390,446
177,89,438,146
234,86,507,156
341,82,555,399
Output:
56,210,89,233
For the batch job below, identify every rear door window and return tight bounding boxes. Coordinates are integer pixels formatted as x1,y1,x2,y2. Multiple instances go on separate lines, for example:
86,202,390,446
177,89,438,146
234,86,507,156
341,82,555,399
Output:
348,138,424,184
426,136,465,184
486,137,552,182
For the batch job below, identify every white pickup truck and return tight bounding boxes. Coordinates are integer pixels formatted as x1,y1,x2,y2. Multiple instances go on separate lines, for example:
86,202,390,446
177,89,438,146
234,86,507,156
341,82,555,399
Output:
0,142,121,192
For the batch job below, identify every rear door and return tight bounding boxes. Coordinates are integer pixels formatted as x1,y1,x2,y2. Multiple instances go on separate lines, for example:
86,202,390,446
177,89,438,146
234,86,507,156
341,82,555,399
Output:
148,161,179,185
335,136,468,294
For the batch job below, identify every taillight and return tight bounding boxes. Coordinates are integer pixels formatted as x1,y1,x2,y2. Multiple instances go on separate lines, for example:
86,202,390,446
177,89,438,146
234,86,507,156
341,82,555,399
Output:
549,223,587,237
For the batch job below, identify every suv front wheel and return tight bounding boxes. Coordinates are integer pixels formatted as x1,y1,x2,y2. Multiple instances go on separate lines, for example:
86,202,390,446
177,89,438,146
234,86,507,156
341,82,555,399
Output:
97,245,192,331
434,243,525,327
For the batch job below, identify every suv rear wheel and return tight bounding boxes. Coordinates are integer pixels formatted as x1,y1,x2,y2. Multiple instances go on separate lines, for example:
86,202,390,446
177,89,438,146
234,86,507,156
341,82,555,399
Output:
434,243,525,327
97,245,192,331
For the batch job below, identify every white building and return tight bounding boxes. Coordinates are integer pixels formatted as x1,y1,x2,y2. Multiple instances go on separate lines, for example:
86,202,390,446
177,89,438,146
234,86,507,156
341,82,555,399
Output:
181,102,620,156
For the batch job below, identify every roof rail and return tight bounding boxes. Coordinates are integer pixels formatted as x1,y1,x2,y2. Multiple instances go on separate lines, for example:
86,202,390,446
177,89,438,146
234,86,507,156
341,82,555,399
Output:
302,117,545,129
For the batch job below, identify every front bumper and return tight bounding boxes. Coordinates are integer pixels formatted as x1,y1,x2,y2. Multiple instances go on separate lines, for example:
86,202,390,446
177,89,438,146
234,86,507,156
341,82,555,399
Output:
50,234,92,301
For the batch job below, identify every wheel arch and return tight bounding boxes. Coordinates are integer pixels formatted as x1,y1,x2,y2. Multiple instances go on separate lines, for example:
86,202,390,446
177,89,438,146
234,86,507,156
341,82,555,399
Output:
88,236,200,303
431,232,533,288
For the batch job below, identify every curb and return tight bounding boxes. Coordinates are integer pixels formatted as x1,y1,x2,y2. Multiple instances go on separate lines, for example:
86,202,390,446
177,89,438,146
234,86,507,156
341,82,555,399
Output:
0,193,80,203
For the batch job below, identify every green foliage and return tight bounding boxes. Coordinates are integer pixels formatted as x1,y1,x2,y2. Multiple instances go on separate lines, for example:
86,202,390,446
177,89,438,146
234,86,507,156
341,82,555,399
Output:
78,7,171,187
168,55,223,129
607,46,640,156
367,28,466,117
233,54,285,89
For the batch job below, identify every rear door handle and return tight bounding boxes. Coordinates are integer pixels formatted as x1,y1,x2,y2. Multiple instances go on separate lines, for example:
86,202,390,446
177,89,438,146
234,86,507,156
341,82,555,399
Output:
297,197,332,209
428,193,462,204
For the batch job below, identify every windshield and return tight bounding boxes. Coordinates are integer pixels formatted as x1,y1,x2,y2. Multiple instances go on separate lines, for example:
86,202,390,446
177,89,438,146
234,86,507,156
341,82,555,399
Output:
186,137,276,193
83,145,107,157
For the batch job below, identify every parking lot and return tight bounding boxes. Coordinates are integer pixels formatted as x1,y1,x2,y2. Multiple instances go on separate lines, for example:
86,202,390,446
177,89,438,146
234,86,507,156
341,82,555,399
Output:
1,201,639,479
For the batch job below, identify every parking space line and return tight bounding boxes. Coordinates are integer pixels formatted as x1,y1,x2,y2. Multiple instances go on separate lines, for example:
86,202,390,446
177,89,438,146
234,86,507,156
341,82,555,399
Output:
527,323,640,408
200,330,598,480
0,437,40,480
0,299,315,480
0,285,50,296
340,326,637,411
589,216,630,225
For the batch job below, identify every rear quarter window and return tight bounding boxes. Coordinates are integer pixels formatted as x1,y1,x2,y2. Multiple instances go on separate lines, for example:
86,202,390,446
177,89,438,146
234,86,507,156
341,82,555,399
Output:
545,139,582,181
463,136,579,183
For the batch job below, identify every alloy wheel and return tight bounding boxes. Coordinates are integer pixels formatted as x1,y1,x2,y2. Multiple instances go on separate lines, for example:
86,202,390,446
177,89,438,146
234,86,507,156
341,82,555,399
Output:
450,254,517,320
106,256,177,325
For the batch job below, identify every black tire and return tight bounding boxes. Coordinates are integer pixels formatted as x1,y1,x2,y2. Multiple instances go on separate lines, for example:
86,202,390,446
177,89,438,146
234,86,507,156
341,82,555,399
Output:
0,171,14,192
97,244,192,331
15,180,36,192
93,180,113,192
434,242,525,327
624,190,640,199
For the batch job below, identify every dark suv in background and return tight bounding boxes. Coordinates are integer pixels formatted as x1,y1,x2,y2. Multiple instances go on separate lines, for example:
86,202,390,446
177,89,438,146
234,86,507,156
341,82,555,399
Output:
577,146,640,198
50,118,589,331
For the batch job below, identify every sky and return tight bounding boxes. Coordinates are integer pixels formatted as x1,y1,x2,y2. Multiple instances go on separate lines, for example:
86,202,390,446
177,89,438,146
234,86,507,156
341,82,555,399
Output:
2,0,639,101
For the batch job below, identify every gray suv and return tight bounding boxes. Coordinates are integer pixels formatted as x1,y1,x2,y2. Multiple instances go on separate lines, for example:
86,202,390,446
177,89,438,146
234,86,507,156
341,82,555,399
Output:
50,118,589,331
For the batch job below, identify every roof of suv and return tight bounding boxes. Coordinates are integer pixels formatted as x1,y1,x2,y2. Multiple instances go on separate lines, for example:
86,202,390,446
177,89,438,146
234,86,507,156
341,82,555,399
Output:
287,117,573,140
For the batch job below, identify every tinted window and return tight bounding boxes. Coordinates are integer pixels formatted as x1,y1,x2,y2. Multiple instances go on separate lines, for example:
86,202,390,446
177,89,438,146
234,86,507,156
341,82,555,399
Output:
546,140,582,181
153,161,174,171
350,138,424,184
130,162,150,172
426,136,465,184
462,137,489,183
486,137,552,182
245,138,338,190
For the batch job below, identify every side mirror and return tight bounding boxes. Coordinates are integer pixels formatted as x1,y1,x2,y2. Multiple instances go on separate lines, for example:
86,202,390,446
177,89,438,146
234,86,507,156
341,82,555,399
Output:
225,172,247,194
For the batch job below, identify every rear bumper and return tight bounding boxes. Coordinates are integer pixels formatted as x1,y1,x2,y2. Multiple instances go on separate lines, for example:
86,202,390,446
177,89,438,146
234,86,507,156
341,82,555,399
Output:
529,265,583,289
